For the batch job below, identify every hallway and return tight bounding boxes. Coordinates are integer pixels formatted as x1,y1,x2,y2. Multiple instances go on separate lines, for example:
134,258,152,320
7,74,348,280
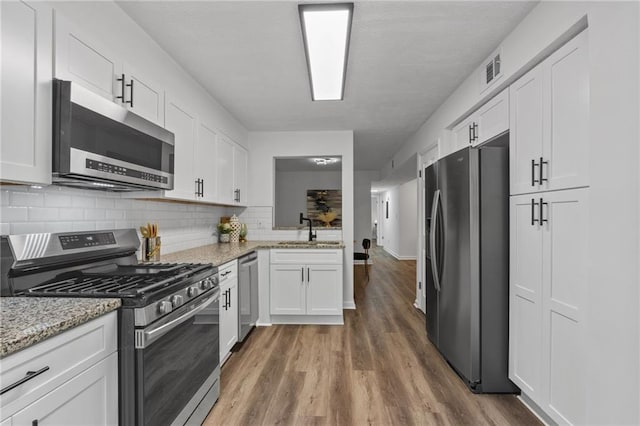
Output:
205,246,541,425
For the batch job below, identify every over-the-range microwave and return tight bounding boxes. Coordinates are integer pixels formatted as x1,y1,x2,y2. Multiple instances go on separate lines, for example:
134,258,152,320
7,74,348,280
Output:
52,79,175,191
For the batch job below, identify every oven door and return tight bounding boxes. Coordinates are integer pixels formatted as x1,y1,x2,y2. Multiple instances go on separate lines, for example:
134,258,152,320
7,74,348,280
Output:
135,288,220,426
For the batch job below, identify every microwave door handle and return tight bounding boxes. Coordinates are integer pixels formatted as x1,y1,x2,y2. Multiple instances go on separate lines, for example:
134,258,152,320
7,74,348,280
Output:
142,289,219,348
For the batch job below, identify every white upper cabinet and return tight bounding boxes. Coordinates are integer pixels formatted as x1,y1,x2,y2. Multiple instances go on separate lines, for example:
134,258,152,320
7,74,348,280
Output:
510,64,544,195
216,135,235,205
164,95,197,200
195,121,219,203
122,63,165,126
54,12,120,101
233,145,248,206
216,135,248,206
510,30,589,195
1,1,53,185
448,88,510,158
475,88,509,145
54,13,165,126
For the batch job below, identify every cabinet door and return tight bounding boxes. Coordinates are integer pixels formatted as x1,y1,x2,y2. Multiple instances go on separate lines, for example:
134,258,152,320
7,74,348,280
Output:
270,265,305,315
164,95,196,200
195,122,219,202
12,352,118,426
233,145,248,206
216,135,235,204
1,1,52,185
475,88,509,146
509,194,544,401
306,265,342,315
510,64,544,195
451,116,474,154
219,283,238,364
540,189,588,425
54,12,120,101
122,63,165,126
542,31,589,192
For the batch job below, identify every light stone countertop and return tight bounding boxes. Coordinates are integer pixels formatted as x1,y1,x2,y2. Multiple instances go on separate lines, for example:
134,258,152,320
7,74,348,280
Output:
0,297,121,358
161,240,345,266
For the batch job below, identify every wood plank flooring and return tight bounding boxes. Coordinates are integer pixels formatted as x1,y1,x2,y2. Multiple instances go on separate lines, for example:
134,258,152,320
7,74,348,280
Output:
204,245,541,425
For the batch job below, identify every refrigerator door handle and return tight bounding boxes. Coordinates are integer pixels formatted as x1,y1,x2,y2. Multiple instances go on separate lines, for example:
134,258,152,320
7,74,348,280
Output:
430,189,441,292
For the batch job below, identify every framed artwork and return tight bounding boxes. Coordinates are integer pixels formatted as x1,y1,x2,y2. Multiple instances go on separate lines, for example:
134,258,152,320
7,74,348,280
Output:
306,189,342,227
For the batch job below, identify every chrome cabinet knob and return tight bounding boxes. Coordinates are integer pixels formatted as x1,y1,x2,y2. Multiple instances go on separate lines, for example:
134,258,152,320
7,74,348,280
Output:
157,301,173,314
171,295,184,307
187,286,200,298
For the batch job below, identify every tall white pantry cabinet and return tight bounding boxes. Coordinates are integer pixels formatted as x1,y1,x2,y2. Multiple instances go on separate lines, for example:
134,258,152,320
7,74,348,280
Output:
508,30,590,425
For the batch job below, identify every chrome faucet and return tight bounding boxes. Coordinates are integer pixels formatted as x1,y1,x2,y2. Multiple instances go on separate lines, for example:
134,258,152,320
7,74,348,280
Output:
299,213,317,241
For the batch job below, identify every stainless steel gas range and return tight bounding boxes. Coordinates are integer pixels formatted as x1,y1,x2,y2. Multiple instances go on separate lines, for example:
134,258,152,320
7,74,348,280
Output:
0,229,220,426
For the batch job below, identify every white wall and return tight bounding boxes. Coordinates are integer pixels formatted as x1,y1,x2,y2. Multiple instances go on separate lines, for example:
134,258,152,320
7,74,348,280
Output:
380,180,417,260
51,1,248,147
385,2,639,423
370,196,379,241
275,170,341,227
354,171,379,245
0,185,229,254
247,131,355,309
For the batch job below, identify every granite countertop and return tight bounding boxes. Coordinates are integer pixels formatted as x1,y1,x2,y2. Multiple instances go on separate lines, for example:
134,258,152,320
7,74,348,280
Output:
0,297,121,358
161,240,345,266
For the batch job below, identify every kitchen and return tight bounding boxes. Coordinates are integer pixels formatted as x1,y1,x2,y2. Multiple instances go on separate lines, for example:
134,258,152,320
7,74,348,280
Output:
0,1,638,425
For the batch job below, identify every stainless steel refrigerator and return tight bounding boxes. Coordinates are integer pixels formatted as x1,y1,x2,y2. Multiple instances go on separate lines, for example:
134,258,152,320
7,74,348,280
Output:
425,136,517,393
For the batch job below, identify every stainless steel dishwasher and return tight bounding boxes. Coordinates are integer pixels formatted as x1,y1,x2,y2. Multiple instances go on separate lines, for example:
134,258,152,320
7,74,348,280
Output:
238,251,258,342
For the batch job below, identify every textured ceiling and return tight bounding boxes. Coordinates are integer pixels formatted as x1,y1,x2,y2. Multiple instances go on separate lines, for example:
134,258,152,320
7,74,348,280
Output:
118,1,537,170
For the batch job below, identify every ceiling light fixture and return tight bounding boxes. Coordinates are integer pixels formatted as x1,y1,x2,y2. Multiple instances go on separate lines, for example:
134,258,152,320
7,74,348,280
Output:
314,158,338,166
299,3,353,101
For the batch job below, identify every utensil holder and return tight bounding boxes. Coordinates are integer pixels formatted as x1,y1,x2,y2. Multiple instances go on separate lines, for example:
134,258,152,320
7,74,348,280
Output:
142,237,161,262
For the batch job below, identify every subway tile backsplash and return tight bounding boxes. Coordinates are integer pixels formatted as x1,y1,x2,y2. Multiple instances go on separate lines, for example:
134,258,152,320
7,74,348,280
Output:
1,186,344,255
0,185,231,254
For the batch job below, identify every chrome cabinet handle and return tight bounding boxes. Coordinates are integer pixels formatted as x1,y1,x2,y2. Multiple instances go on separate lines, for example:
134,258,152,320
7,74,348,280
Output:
539,198,548,224
1,366,50,395
307,267,310,283
116,73,126,103
531,159,539,186
531,198,539,226
539,157,548,184
126,79,134,107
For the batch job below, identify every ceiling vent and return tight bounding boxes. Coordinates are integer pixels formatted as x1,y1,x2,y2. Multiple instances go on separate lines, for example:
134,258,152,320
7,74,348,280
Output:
481,49,503,92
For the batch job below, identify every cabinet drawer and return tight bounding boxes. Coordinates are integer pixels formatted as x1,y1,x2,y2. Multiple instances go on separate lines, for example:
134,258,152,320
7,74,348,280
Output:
219,259,237,289
270,249,342,265
0,312,117,418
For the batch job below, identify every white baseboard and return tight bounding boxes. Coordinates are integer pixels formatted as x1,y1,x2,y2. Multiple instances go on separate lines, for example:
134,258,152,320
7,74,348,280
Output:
343,300,356,309
256,321,272,327
384,246,416,260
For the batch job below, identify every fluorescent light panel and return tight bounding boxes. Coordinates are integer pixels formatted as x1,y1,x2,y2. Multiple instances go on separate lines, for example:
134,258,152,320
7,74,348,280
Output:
299,3,353,101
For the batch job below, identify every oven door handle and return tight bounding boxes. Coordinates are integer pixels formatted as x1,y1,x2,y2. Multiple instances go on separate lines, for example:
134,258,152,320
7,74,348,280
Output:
140,288,220,348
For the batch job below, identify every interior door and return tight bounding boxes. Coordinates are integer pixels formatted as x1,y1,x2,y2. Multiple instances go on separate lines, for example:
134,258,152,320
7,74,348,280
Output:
437,147,473,381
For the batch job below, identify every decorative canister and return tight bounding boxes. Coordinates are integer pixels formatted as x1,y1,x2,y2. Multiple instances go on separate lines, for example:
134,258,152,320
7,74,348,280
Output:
142,237,161,262
219,233,230,243
229,214,241,243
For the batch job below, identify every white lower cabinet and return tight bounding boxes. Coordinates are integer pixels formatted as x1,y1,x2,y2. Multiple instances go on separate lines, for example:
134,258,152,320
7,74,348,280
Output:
509,188,588,425
270,250,343,323
0,312,118,425
219,260,238,365
12,353,118,426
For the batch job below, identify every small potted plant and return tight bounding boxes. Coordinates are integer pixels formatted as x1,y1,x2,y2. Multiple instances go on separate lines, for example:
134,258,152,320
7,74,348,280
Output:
217,223,232,243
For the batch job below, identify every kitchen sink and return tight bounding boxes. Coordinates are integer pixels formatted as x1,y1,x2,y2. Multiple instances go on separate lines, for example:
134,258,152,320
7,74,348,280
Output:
278,241,342,246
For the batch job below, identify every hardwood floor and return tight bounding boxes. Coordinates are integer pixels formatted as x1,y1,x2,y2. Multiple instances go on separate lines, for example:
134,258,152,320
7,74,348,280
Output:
204,246,541,425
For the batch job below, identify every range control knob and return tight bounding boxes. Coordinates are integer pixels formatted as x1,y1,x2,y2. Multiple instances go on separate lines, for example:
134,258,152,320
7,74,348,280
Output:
157,301,173,315
210,276,219,286
171,295,184,308
200,278,212,291
187,286,200,298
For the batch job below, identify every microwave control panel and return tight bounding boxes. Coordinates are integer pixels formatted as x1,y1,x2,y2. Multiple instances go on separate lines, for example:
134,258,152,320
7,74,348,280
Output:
86,159,168,184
